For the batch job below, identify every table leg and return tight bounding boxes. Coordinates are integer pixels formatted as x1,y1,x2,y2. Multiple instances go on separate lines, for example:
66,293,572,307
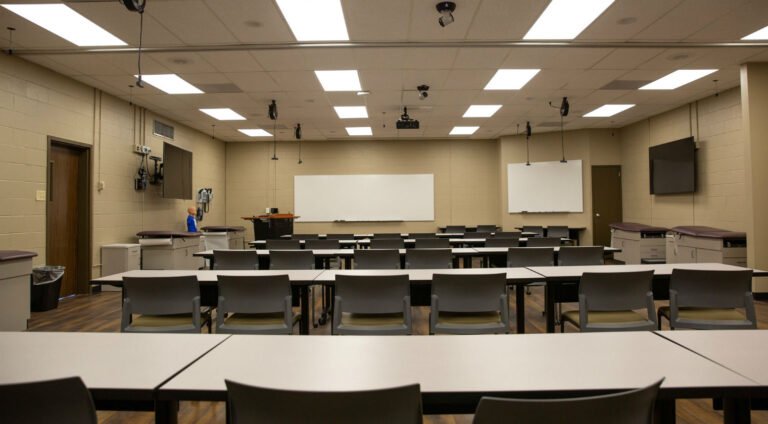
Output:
723,398,751,424
655,399,676,424
545,282,555,333
515,284,525,334
299,286,309,335
155,400,178,424
463,256,471,268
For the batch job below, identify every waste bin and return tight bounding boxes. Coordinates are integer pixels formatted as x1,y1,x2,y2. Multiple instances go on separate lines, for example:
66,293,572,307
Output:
30,266,65,312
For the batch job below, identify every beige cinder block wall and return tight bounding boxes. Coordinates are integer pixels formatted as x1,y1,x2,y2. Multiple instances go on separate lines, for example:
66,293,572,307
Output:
498,129,621,245
0,54,226,277
619,87,746,232
225,139,500,239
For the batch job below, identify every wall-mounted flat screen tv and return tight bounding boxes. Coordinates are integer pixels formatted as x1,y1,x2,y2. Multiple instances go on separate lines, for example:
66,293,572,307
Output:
649,136,696,195
162,142,192,199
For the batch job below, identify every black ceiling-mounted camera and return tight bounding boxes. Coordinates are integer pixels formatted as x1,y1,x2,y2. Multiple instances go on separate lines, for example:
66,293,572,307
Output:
417,84,430,100
268,100,278,120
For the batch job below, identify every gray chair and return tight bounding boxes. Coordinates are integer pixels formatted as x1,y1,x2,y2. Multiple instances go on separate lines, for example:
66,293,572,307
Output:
216,275,297,334
445,225,466,234
507,247,555,267
371,238,405,249
485,238,519,248
226,380,422,424
464,231,491,239
305,239,341,250
291,233,319,240
374,233,402,239
265,239,301,250
658,269,756,330
561,271,657,332
526,237,561,247
522,225,544,237
269,249,315,270
0,376,97,424
213,249,259,270
547,225,570,238
430,273,509,334
494,231,522,239
326,233,353,240
410,232,438,239
476,225,498,233
557,246,605,265
121,275,208,333
354,249,401,269
415,238,450,249
405,248,452,269
472,379,663,424
333,274,412,335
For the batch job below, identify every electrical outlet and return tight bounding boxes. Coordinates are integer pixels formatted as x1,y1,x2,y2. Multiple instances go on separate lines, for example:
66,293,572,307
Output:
133,145,151,155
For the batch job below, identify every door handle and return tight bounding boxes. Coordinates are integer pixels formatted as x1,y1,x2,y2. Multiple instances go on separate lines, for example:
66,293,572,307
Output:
48,161,54,201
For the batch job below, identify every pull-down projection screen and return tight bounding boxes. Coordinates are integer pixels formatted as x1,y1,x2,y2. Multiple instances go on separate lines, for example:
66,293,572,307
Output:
507,160,583,213
294,174,434,222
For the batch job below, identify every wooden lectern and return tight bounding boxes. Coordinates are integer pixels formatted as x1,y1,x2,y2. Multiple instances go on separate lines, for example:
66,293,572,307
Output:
242,214,298,239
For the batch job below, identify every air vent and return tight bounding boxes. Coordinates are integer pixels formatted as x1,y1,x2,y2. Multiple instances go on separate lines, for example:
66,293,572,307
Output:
195,83,243,93
153,120,175,140
600,80,650,90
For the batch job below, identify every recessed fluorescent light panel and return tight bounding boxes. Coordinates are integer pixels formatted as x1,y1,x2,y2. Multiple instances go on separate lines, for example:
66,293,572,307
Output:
463,105,502,118
315,70,362,92
276,0,349,41
346,127,372,136
484,69,540,90
742,25,768,40
199,108,246,121
334,106,368,119
239,129,272,137
584,104,635,117
136,74,203,94
524,0,614,40
450,126,480,135
2,4,126,46
639,69,717,90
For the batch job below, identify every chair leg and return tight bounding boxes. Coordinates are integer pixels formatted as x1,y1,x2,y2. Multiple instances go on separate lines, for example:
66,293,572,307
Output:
657,309,663,330
560,318,565,333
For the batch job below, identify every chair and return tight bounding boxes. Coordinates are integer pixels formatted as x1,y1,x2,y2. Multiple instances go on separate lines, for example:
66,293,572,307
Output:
405,248,452,269
493,231,522,239
269,249,315,270
326,233,353,240
464,232,491,239
522,225,544,237
430,273,509,334
0,377,97,424
507,247,555,267
216,275,297,334
444,225,466,234
546,225,570,238
121,275,208,333
291,233,319,240
265,239,301,250
371,238,405,249
561,271,657,332
415,238,450,249
374,233,402,239
526,237,561,247
472,379,663,424
305,239,340,250
558,246,604,265
658,269,756,330
333,274,412,335
226,380,422,424
410,232,437,239
213,249,259,270
476,225,498,233
354,249,401,269
485,238,519,248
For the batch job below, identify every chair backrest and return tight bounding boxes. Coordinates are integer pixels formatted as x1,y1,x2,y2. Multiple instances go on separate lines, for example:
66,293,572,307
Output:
432,273,506,312
305,239,341,250
354,249,401,269
558,246,604,266
415,238,450,249
522,225,544,237
526,237,561,247
265,239,301,250
371,238,405,249
405,249,452,269
476,225,497,233
670,269,754,309
123,275,199,315
493,231,522,239
410,232,437,239
0,377,97,424
269,250,315,270
218,274,291,314
547,225,570,238
484,238,520,248
226,380,422,424
374,233,402,239
335,274,410,313
507,247,555,267
464,232,491,239
445,225,466,234
326,233,353,240
580,271,654,311
472,379,663,424
291,233,319,240
213,250,259,270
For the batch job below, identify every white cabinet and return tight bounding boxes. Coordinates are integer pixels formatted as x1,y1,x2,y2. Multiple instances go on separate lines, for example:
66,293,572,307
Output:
139,235,204,270
201,226,245,250
0,251,36,331
666,226,747,267
610,223,667,264
101,244,141,291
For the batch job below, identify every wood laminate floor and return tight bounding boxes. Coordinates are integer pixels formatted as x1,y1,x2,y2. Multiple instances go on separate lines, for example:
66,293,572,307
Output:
28,286,768,424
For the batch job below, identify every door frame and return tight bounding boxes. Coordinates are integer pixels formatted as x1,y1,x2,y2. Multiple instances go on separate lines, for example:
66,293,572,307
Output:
591,165,623,246
46,136,92,295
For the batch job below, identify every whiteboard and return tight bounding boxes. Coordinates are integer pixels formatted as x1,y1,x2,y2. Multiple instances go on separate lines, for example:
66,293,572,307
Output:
507,160,583,213
294,174,434,222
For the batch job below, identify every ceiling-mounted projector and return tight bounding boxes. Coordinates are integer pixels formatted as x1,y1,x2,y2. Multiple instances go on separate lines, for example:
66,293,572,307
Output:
396,107,420,129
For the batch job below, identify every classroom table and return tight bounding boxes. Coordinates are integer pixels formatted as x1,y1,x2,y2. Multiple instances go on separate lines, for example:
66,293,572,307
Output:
157,332,759,423
91,269,324,335
473,246,621,267
528,263,768,333
515,226,587,243
249,239,359,248
0,331,229,424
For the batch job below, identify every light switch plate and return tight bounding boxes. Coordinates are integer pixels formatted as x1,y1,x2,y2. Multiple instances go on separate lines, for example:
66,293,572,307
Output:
35,190,46,201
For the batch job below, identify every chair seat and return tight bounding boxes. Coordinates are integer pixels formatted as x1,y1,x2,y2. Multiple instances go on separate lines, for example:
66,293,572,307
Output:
562,310,653,329
659,306,747,321
132,313,195,327
341,312,406,327
224,312,300,326
437,311,502,325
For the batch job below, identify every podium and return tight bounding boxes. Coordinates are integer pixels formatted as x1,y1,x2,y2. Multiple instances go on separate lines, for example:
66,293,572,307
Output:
242,214,298,240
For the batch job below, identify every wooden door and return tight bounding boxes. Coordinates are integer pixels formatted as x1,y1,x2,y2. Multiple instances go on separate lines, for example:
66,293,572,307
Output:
591,166,622,247
47,141,90,297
